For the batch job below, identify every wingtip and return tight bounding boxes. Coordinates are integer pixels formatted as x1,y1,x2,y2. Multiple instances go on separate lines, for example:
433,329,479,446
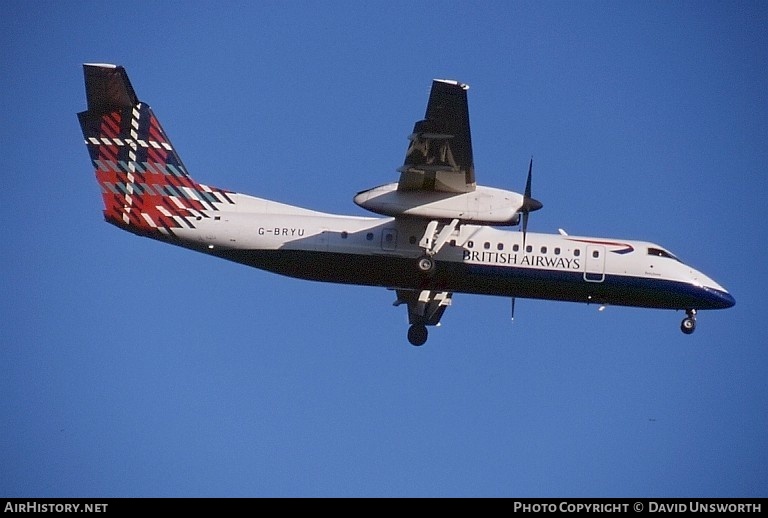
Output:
83,62,119,69
433,78,469,90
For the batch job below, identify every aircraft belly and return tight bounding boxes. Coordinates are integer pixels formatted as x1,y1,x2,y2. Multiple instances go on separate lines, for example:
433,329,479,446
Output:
456,262,726,309
208,249,718,310
212,249,420,287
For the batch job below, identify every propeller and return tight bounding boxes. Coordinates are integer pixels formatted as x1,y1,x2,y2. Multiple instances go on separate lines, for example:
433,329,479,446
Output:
510,158,543,325
520,157,543,246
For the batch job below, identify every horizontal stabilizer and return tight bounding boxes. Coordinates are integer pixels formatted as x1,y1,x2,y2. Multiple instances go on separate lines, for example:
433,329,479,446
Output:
83,64,139,114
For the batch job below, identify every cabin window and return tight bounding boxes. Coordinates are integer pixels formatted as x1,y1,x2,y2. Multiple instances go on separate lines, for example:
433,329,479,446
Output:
467,240,474,249
541,246,547,254
574,249,581,257
341,231,348,239
484,242,491,250
554,247,561,255
450,239,456,247
513,244,520,252
366,232,374,241
526,245,532,253
497,243,504,251
593,250,600,258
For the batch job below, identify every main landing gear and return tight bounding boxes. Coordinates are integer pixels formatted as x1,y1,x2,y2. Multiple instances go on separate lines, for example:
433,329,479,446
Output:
394,290,452,346
416,218,460,275
417,255,435,274
681,309,697,335
402,219,461,346
407,324,428,346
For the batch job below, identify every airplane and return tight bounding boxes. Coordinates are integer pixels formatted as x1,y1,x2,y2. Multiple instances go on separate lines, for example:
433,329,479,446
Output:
77,64,735,346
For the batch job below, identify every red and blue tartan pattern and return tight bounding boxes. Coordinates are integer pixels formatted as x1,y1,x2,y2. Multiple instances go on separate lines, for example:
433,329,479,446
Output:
80,102,233,235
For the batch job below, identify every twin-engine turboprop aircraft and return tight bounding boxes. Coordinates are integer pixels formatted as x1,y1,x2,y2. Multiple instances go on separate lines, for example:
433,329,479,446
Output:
78,64,734,346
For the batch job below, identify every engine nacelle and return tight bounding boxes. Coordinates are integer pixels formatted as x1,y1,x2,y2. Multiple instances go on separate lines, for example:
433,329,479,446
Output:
353,182,524,225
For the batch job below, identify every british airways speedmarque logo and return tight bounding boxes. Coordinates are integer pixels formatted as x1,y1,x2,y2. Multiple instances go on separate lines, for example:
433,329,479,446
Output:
566,238,635,254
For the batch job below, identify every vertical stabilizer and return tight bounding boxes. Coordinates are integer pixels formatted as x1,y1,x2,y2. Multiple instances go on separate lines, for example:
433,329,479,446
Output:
77,64,234,237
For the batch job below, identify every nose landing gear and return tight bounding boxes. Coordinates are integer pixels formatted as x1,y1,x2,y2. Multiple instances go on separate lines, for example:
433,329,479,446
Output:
681,309,697,334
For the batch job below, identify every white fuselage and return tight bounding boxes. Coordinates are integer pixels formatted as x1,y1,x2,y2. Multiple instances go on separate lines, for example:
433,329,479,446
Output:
165,192,734,311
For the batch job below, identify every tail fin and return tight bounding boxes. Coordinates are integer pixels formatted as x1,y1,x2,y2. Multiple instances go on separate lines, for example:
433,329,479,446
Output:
77,64,234,237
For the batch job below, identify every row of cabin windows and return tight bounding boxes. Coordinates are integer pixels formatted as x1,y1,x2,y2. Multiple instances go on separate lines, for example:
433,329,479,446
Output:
341,232,602,259
465,240,582,257
350,231,669,262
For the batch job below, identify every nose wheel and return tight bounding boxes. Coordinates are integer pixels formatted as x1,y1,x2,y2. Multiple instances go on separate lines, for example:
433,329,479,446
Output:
681,309,697,334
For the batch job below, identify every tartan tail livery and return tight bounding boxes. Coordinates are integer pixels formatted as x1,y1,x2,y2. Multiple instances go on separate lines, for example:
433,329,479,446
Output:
77,63,235,239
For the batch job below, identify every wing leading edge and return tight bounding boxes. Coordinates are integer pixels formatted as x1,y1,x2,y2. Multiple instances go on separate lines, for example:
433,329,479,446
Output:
397,79,475,194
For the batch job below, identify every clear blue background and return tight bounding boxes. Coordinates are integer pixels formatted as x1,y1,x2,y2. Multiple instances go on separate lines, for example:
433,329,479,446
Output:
1,1,765,497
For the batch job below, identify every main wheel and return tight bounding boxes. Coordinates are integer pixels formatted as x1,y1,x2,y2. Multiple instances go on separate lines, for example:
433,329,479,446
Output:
417,255,435,274
407,324,428,346
681,317,696,335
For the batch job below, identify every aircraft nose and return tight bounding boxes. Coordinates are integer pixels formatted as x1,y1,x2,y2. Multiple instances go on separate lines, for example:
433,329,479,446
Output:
698,285,735,309
690,269,734,309
717,290,736,309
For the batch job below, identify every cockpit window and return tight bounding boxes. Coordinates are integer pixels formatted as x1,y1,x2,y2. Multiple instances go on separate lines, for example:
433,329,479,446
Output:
647,247,681,262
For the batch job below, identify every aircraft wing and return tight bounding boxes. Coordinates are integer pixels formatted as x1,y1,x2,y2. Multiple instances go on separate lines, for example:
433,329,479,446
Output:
397,80,475,194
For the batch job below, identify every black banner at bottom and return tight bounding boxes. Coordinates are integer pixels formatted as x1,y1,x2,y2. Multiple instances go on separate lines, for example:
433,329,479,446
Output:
1,498,765,512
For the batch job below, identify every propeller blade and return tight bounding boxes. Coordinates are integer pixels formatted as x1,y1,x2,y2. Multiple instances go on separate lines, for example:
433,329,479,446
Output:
520,157,541,247
522,210,529,248
520,158,543,213
525,158,533,199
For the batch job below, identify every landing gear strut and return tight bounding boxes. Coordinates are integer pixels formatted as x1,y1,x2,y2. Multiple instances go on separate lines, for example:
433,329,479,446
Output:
407,324,428,346
681,309,697,335
416,218,460,275
395,290,451,347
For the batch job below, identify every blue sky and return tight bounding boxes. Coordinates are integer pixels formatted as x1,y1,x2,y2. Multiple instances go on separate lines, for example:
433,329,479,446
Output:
1,1,766,497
